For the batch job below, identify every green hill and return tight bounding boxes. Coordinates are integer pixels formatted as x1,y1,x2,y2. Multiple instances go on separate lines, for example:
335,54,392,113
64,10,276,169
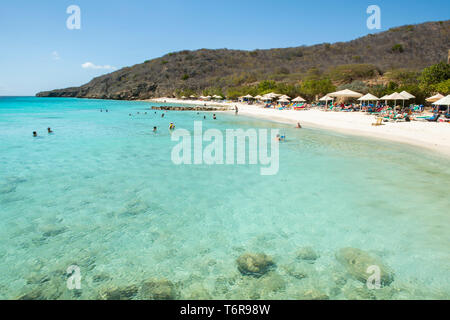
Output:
37,20,450,101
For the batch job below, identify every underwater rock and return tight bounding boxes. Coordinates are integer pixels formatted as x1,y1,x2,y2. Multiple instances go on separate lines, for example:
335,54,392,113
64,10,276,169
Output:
185,284,213,300
18,277,65,300
17,289,44,300
297,289,329,300
296,247,319,262
336,248,394,286
343,286,376,300
372,286,398,300
41,225,67,238
26,273,51,285
92,273,111,283
281,264,308,280
258,272,286,294
236,253,275,277
118,199,150,216
99,285,139,300
141,279,177,300
213,276,237,296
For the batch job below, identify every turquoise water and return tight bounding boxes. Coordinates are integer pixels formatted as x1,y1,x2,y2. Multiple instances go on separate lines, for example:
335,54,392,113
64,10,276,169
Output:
0,96,449,300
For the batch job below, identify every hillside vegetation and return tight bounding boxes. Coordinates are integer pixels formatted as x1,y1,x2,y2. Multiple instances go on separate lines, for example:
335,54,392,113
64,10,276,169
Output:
37,20,450,103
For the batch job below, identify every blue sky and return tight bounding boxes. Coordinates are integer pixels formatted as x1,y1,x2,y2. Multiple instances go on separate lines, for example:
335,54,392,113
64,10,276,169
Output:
0,0,449,95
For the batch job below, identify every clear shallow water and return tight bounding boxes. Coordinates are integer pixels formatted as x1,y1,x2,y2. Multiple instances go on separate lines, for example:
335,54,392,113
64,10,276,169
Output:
0,96,449,300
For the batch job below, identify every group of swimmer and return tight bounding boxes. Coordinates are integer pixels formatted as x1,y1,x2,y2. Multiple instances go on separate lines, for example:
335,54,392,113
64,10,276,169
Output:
33,108,297,138
33,127,53,137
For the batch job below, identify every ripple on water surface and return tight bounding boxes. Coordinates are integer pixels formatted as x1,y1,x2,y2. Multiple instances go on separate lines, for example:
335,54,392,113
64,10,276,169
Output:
0,97,449,299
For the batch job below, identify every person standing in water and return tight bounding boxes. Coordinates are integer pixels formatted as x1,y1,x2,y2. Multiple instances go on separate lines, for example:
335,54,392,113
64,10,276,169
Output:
296,122,302,129
169,123,175,131
213,114,217,120
153,126,157,133
33,131,37,137
47,127,53,134
235,106,238,115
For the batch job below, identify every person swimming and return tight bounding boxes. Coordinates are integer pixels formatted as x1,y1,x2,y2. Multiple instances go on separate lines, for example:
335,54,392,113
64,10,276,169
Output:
47,127,53,134
275,134,286,142
296,122,302,129
33,131,37,137
161,113,165,118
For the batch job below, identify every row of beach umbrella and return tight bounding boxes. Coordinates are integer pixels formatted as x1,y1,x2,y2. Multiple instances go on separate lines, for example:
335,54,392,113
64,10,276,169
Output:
240,93,307,104
184,90,449,112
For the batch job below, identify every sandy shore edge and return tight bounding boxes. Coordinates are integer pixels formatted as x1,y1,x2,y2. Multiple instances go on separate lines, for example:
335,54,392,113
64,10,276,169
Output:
146,98,450,158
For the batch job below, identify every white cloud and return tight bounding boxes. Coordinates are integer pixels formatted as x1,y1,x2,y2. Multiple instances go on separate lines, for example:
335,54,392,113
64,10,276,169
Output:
81,62,116,70
52,51,61,60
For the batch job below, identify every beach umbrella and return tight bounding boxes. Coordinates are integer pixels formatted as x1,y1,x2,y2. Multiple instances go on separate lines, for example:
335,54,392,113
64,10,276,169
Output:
279,95,291,100
387,92,408,108
189,95,197,99
379,94,391,105
278,98,290,105
358,93,379,101
400,91,415,99
426,93,444,103
328,89,363,98
319,95,333,101
292,96,306,102
358,93,379,110
328,89,363,106
181,96,187,99
243,94,254,99
433,95,450,113
265,92,281,98
319,95,333,107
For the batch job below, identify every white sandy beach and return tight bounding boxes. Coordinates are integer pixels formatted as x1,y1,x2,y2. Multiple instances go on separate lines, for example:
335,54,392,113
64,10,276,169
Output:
149,98,450,157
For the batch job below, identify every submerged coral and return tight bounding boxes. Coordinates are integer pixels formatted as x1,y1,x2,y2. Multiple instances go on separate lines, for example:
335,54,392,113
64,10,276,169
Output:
236,253,275,277
336,248,394,286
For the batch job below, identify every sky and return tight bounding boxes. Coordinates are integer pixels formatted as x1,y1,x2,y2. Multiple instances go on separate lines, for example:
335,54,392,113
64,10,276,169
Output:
0,0,449,95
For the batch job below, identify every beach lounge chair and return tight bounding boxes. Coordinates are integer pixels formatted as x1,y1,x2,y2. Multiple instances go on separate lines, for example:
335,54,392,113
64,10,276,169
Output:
372,117,383,126
426,114,440,122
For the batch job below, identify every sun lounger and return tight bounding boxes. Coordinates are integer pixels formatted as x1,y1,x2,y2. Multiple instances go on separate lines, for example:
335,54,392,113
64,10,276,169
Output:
426,114,441,122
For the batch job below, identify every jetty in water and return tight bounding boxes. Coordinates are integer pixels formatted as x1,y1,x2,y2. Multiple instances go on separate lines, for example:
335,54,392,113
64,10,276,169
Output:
151,105,230,111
